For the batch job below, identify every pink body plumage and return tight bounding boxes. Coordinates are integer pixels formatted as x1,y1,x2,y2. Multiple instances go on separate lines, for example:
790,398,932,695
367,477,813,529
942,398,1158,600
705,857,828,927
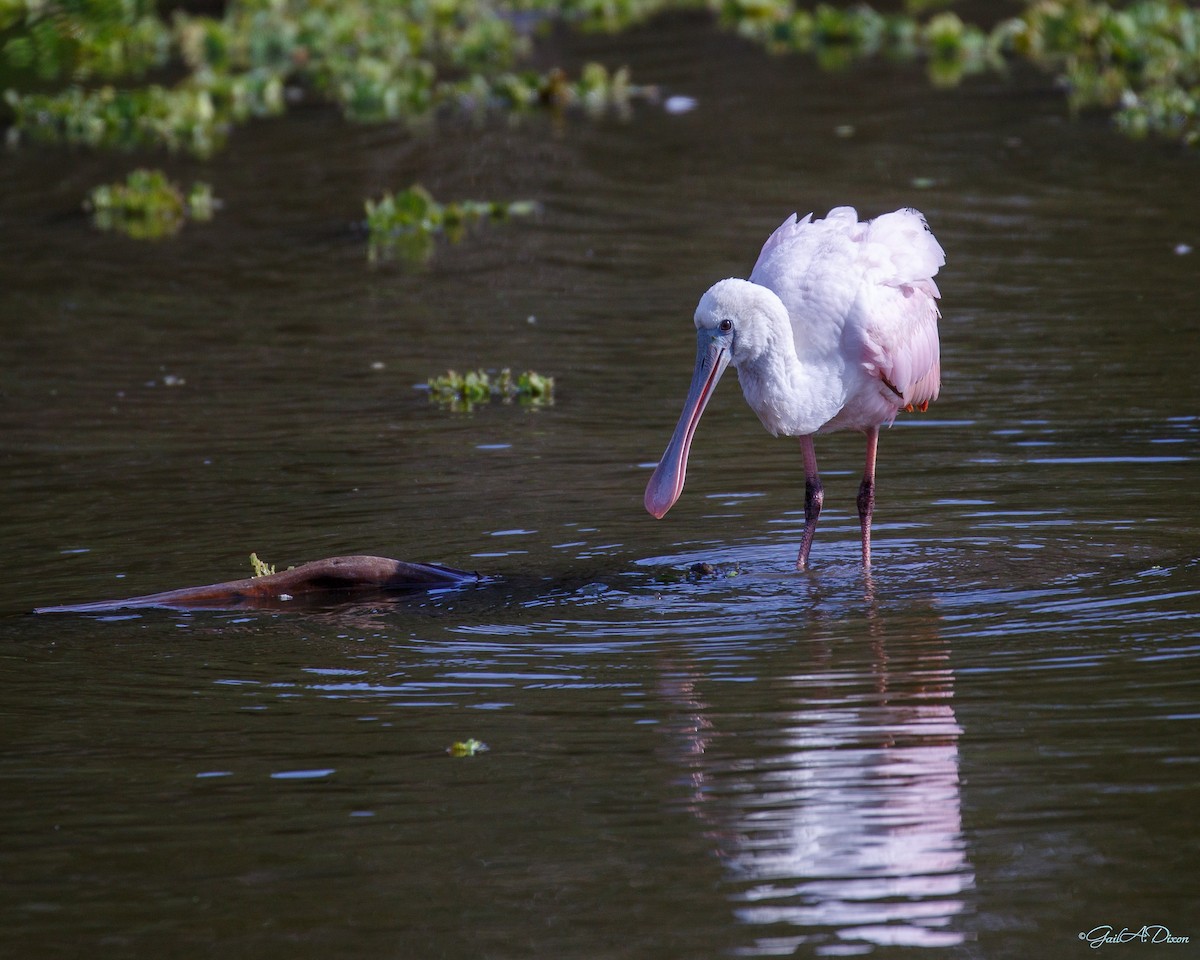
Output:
644,206,945,569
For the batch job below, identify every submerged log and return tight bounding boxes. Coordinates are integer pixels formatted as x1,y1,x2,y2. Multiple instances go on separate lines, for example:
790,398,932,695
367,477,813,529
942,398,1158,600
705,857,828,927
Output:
34,555,480,614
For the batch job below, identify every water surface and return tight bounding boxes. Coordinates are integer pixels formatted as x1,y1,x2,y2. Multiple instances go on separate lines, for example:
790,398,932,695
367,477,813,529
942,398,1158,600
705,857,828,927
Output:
2,14,1198,959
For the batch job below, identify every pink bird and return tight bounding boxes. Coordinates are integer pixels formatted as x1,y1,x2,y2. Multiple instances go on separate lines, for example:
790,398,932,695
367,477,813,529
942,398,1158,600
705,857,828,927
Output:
644,206,945,570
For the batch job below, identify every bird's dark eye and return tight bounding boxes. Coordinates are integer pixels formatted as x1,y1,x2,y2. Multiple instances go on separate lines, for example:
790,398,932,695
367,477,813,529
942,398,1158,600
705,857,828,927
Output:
718,319,733,333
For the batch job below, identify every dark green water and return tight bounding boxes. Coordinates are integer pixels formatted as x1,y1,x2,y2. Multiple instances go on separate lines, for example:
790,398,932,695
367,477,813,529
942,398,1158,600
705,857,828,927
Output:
2,15,1198,959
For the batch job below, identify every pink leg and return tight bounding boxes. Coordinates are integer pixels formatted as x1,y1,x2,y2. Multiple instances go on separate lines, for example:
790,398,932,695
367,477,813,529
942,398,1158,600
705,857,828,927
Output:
796,436,822,571
857,426,879,567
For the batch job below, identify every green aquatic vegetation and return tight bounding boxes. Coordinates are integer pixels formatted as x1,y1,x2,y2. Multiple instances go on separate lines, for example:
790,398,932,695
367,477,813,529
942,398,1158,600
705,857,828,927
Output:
447,738,488,757
365,185,538,262
716,0,1199,143
511,369,554,404
1,0,171,83
919,12,999,88
511,0,676,33
713,1,998,85
249,552,276,578
711,0,1198,142
4,0,658,154
4,0,1200,159
448,60,656,122
6,83,243,156
426,368,555,411
170,0,501,124
997,0,1200,145
85,168,215,239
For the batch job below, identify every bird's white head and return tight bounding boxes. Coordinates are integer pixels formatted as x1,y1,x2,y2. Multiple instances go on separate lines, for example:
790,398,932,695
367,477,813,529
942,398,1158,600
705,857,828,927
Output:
644,277,791,519
694,278,791,369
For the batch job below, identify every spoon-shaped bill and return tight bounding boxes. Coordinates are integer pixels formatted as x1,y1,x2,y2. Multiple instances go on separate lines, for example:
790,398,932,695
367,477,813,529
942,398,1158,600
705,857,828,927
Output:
644,337,729,518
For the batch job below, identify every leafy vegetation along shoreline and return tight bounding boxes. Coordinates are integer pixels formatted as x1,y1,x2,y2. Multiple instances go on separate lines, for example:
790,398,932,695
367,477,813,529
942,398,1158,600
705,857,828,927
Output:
3,0,1198,156
3,1,1197,243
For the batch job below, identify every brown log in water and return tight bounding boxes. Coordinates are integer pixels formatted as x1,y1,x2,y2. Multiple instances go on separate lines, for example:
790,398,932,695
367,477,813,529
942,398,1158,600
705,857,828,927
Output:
34,556,480,614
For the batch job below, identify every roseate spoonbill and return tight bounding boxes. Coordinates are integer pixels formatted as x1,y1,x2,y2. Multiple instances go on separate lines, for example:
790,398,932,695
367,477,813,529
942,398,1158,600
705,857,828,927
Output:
644,206,944,570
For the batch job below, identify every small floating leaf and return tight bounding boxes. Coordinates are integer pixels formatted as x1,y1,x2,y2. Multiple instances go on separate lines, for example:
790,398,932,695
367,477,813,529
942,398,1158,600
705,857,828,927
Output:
187,181,216,221
516,370,554,401
447,738,488,757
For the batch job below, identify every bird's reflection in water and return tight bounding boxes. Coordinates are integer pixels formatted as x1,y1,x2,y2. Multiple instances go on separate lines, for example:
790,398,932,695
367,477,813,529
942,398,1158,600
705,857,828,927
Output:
657,599,972,955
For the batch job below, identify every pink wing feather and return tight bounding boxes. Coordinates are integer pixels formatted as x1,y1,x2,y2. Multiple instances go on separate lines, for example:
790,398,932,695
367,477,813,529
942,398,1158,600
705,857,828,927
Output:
748,206,945,428
858,208,944,413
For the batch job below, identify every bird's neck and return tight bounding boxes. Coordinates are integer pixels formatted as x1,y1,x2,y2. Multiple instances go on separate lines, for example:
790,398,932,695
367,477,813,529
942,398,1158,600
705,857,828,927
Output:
735,318,846,438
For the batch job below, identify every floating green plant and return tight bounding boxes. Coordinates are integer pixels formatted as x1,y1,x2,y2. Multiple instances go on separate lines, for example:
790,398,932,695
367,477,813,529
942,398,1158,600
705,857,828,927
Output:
0,0,171,83
4,1,658,156
718,0,1200,144
998,0,1200,146
426,368,555,411
4,0,1199,160
365,185,538,262
447,738,489,757
712,1,1001,84
517,62,649,118
85,168,216,239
